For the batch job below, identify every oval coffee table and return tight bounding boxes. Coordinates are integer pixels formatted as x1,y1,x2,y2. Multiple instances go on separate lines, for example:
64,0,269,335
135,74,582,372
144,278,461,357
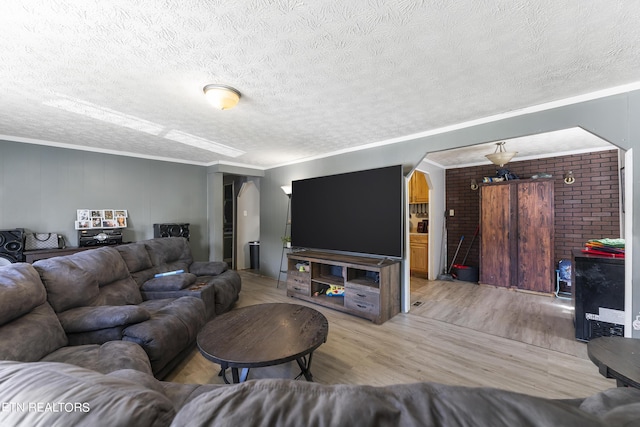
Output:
588,336,640,388
197,303,329,384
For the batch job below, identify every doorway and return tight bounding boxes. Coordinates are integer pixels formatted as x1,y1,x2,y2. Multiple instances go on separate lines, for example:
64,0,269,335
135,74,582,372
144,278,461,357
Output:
222,175,261,271
409,127,626,351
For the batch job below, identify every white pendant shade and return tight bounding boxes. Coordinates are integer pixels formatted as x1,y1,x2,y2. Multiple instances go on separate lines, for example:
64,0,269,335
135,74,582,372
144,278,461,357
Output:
485,141,517,167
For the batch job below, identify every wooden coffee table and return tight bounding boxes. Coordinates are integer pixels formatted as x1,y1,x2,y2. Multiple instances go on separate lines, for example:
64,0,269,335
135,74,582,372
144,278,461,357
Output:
587,336,640,388
197,303,329,384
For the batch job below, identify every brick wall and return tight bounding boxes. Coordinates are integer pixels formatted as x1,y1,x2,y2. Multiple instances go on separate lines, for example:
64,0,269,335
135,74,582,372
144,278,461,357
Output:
444,150,620,270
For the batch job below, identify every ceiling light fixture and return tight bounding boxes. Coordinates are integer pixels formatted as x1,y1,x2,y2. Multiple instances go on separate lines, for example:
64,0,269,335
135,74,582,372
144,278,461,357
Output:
485,141,517,167
203,84,241,110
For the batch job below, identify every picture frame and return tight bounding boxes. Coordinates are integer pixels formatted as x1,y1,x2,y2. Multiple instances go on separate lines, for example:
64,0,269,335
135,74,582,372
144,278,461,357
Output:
76,209,129,229
77,209,90,221
75,220,91,229
102,219,118,228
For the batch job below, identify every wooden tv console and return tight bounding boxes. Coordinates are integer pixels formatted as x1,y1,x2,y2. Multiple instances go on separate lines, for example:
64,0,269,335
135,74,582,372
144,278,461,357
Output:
286,251,401,324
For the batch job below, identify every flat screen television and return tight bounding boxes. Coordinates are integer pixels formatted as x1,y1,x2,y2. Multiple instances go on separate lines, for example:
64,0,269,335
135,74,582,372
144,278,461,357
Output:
291,165,403,258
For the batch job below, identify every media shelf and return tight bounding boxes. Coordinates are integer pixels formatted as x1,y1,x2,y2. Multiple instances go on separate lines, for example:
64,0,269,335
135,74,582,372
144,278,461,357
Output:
286,251,401,324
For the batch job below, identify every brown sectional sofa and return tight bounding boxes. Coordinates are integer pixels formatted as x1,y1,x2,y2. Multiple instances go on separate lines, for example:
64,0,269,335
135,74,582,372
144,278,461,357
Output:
1,359,640,426
0,237,241,379
31,247,206,378
0,262,153,375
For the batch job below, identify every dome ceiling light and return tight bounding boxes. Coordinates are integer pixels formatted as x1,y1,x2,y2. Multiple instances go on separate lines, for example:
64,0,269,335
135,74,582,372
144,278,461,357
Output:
203,84,241,110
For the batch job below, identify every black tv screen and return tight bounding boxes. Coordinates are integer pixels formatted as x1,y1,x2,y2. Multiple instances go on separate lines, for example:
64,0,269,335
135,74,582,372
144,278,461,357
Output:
291,165,403,258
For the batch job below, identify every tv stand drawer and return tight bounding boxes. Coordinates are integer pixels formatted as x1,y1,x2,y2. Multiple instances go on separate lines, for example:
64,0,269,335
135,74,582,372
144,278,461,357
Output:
287,275,310,296
345,293,379,317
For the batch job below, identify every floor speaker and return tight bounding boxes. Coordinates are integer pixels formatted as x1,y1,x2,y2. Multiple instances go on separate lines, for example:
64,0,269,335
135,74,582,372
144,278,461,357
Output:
0,228,25,265
153,223,190,240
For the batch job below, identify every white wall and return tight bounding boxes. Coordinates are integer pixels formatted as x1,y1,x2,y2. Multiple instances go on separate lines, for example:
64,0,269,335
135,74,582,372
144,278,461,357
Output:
416,161,446,280
236,180,260,269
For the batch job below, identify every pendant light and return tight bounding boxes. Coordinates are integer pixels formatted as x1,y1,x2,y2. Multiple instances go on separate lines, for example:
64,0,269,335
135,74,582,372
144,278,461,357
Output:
485,141,517,167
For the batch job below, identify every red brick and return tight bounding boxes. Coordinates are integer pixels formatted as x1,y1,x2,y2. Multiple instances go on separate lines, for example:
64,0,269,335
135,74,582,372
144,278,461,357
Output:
445,150,620,267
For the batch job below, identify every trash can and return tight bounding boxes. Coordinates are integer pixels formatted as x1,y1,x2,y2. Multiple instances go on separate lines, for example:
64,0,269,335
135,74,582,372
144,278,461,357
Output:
249,241,260,270
451,264,479,283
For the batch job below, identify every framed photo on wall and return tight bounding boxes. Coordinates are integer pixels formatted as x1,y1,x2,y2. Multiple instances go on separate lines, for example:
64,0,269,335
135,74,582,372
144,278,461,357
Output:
76,209,129,229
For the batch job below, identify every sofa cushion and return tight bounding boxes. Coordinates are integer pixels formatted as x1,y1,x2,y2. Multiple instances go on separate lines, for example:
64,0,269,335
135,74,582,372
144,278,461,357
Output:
58,305,151,333
32,257,99,312
65,327,129,346
579,386,640,416
116,242,154,273
205,270,242,315
0,361,175,426
0,302,68,362
189,261,228,276
108,368,168,396
123,297,206,374
140,281,217,320
143,237,192,268
34,247,142,311
171,380,607,427
117,242,157,287
0,263,47,325
41,340,153,375
142,273,197,292
601,402,640,426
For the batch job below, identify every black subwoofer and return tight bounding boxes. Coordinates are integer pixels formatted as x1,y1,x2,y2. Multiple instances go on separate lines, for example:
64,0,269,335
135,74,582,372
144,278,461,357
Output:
0,228,25,265
153,223,190,240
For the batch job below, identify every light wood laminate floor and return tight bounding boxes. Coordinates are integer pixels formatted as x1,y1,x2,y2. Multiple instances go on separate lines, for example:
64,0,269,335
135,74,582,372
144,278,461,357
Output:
166,272,614,399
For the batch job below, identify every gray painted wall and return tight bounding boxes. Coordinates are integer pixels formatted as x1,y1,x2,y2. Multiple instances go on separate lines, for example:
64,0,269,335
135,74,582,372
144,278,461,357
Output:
260,89,640,337
0,140,210,260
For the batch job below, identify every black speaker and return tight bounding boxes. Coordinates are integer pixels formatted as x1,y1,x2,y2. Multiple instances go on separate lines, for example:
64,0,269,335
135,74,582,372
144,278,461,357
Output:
0,228,25,265
153,223,190,240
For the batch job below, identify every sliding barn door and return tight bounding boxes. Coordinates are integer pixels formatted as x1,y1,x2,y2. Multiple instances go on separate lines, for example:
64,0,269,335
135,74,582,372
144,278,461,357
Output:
517,180,554,293
479,183,516,288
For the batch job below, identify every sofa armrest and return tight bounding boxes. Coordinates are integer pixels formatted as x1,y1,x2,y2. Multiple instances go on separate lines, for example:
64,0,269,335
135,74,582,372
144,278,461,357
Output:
58,305,151,333
189,261,228,276
141,273,197,291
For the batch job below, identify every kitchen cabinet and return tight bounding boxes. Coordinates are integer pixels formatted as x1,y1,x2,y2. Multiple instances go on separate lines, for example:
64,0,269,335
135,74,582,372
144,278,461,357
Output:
409,171,429,203
410,234,428,277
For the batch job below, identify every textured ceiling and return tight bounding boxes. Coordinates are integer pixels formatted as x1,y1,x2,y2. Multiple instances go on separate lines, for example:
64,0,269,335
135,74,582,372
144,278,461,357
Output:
1,1,639,168
425,127,615,168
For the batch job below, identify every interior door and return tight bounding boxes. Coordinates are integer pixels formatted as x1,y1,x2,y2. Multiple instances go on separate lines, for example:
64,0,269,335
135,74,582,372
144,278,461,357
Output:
479,183,515,287
517,180,554,293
